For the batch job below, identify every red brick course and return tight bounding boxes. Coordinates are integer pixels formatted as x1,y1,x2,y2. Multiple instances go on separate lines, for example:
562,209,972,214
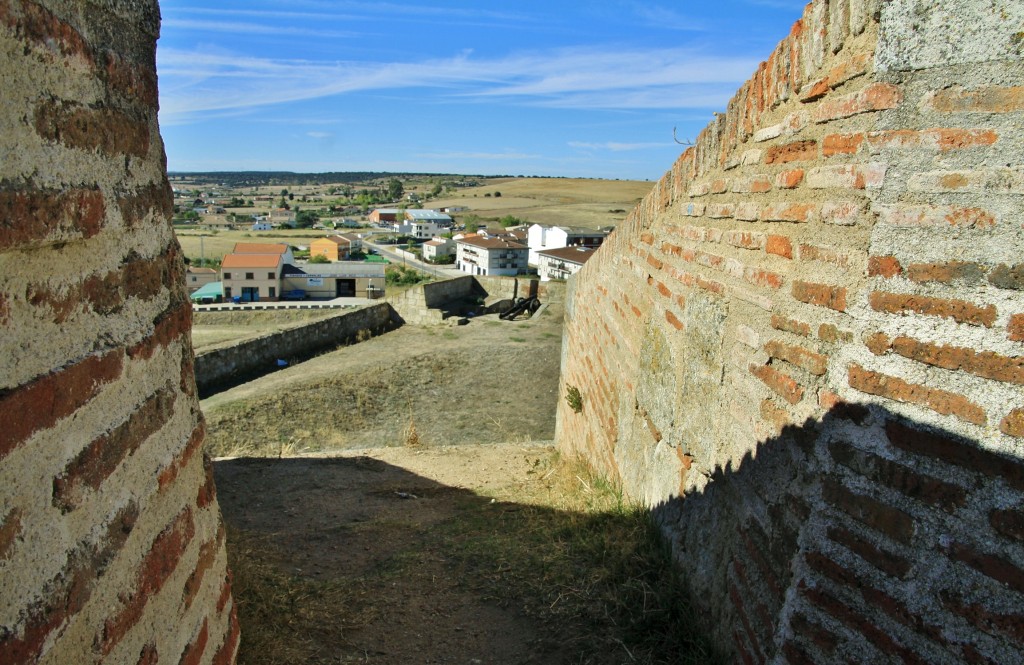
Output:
0,349,123,462
849,364,987,425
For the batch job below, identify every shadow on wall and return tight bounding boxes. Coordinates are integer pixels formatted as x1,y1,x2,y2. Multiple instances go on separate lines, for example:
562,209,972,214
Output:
652,403,1024,664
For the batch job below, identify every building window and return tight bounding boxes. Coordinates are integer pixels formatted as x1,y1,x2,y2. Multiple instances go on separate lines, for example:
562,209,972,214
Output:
223,272,231,280
269,286,276,298
245,272,254,280
268,272,275,280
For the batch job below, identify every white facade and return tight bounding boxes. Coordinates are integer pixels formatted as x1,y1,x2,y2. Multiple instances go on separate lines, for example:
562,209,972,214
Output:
394,220,447,239
422,238,455,261
526,223,608,266
536,246,597,281
456,237,529,276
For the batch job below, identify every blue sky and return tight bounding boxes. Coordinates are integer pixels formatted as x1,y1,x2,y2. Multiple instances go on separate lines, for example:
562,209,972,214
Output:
157,1,807,181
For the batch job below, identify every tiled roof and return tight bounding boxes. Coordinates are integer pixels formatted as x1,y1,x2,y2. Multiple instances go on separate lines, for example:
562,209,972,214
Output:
313,236,348,246
222,253,283,269
537,246,598,264
457,236,528,250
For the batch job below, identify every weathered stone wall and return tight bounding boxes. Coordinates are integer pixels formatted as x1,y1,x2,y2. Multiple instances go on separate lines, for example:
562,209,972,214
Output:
0,1,238,663
194,303,400,394
556,1,1024,662
387,275,564,324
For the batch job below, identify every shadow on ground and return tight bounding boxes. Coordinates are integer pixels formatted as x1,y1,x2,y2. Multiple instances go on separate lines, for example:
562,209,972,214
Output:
215,454,717,665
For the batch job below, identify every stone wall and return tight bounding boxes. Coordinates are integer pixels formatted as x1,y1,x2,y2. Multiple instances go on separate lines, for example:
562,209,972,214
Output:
387,275,563,324
0,1,237,663
555,1,1024,662
194,303,400,394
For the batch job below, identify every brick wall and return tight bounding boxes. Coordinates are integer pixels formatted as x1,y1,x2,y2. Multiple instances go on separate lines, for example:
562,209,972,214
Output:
555,1,1024,662
0,1,237,663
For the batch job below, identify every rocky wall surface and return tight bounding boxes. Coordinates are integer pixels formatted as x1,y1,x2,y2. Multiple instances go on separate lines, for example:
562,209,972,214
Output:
0,1,238,662
555,0,1024,662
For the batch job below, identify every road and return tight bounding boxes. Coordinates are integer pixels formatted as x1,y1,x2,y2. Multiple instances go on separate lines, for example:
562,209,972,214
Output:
362,236,464,279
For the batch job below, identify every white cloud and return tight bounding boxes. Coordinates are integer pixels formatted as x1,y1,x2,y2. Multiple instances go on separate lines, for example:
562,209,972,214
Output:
626,4,708,31
157,45,760,123
161,18,360,39
306,131,333,139
568,141,669,152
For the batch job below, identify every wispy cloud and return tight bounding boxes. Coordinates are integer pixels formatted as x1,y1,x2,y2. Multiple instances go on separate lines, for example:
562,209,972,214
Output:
161,18,361,39
568,141,670,152
626,4,708,31
164,3,533,29
157,45,760,123
306,131,333,139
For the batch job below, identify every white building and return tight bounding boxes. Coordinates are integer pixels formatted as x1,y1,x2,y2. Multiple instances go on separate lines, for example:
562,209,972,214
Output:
536,246,598,281
394,220,448,239
526,223,609,266
456,236,529,276
422,237,455,261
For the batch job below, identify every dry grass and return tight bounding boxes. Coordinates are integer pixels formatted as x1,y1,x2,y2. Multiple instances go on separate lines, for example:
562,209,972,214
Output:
225,529,373,664
450,454,720,664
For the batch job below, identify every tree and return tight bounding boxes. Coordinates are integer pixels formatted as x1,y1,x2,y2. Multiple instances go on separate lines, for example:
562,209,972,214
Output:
430,183,442,197
499,215,522,228
386,178,404,201
295,209,319,228
493,191,501,197
462,214,481,234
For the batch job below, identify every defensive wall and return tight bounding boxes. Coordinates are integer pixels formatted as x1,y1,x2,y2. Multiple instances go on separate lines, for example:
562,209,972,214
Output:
555,1,1024,662
0,1,237,663
193,302,400,395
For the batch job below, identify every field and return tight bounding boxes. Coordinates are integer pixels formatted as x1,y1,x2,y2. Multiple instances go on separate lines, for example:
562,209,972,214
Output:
175,228,327,267
423,176,652,229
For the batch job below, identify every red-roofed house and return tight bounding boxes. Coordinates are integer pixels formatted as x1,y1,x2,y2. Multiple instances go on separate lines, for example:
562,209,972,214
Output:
221,252,285,301
232,242,294,263
309,234,363,261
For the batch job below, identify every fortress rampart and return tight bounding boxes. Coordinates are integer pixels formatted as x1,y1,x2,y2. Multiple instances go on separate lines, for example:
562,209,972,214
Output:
556,1,1024,661
0,1,237,662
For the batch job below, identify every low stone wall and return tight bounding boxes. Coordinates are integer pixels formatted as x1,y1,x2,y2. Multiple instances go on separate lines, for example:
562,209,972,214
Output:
194,303,399,394
387,275,565,324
